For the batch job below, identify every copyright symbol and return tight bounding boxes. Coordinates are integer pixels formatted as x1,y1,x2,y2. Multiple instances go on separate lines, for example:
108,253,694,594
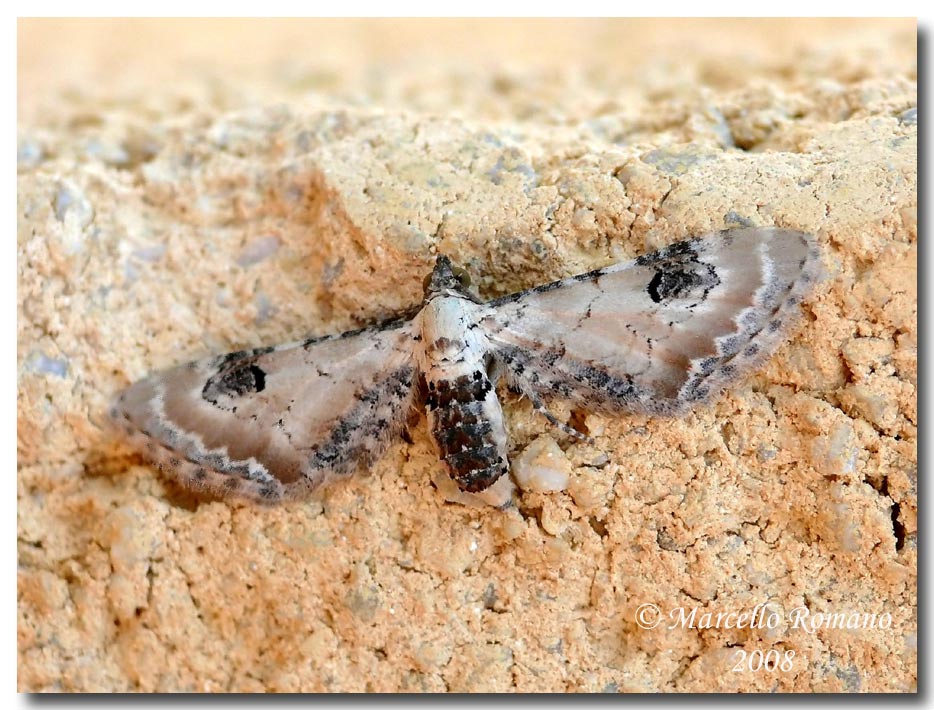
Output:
636,603,661,629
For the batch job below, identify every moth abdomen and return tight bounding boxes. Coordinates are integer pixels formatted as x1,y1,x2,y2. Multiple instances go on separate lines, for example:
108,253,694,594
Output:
425,369,510,494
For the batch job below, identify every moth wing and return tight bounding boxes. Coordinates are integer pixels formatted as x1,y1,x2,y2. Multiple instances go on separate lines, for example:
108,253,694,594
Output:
481,228,821,416
112,321,418,502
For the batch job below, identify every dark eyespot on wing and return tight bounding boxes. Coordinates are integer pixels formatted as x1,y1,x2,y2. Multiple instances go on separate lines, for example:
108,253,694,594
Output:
202,362,267,407
646,263,719,304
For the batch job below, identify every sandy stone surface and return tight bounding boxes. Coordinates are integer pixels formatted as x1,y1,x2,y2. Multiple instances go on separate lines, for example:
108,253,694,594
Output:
18,19,916,692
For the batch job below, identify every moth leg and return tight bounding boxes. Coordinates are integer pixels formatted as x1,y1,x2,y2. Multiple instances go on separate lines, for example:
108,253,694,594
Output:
511,377,594,444
531,394,594,443
488,350,591,442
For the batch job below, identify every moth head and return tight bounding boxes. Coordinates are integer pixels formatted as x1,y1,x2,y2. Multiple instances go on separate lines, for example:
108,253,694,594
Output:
423,254,472,298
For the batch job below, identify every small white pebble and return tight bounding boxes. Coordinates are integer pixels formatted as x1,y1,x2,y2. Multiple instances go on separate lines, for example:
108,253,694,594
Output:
512,435,571,493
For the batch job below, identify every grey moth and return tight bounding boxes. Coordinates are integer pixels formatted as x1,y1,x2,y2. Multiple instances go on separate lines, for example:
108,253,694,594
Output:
112,227,821,507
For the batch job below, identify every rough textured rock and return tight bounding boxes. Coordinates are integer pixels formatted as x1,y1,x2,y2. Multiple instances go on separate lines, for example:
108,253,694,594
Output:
18,19,915,692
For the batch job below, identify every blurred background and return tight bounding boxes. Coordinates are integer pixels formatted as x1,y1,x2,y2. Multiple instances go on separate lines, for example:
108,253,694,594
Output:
18,18,915,122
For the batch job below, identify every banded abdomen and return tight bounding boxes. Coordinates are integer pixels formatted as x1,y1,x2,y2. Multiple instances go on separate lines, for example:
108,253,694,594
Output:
425,365,509,492
417,294,509,493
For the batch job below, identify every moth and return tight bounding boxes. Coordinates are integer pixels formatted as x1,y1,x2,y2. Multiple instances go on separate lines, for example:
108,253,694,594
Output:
112,227,821,507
